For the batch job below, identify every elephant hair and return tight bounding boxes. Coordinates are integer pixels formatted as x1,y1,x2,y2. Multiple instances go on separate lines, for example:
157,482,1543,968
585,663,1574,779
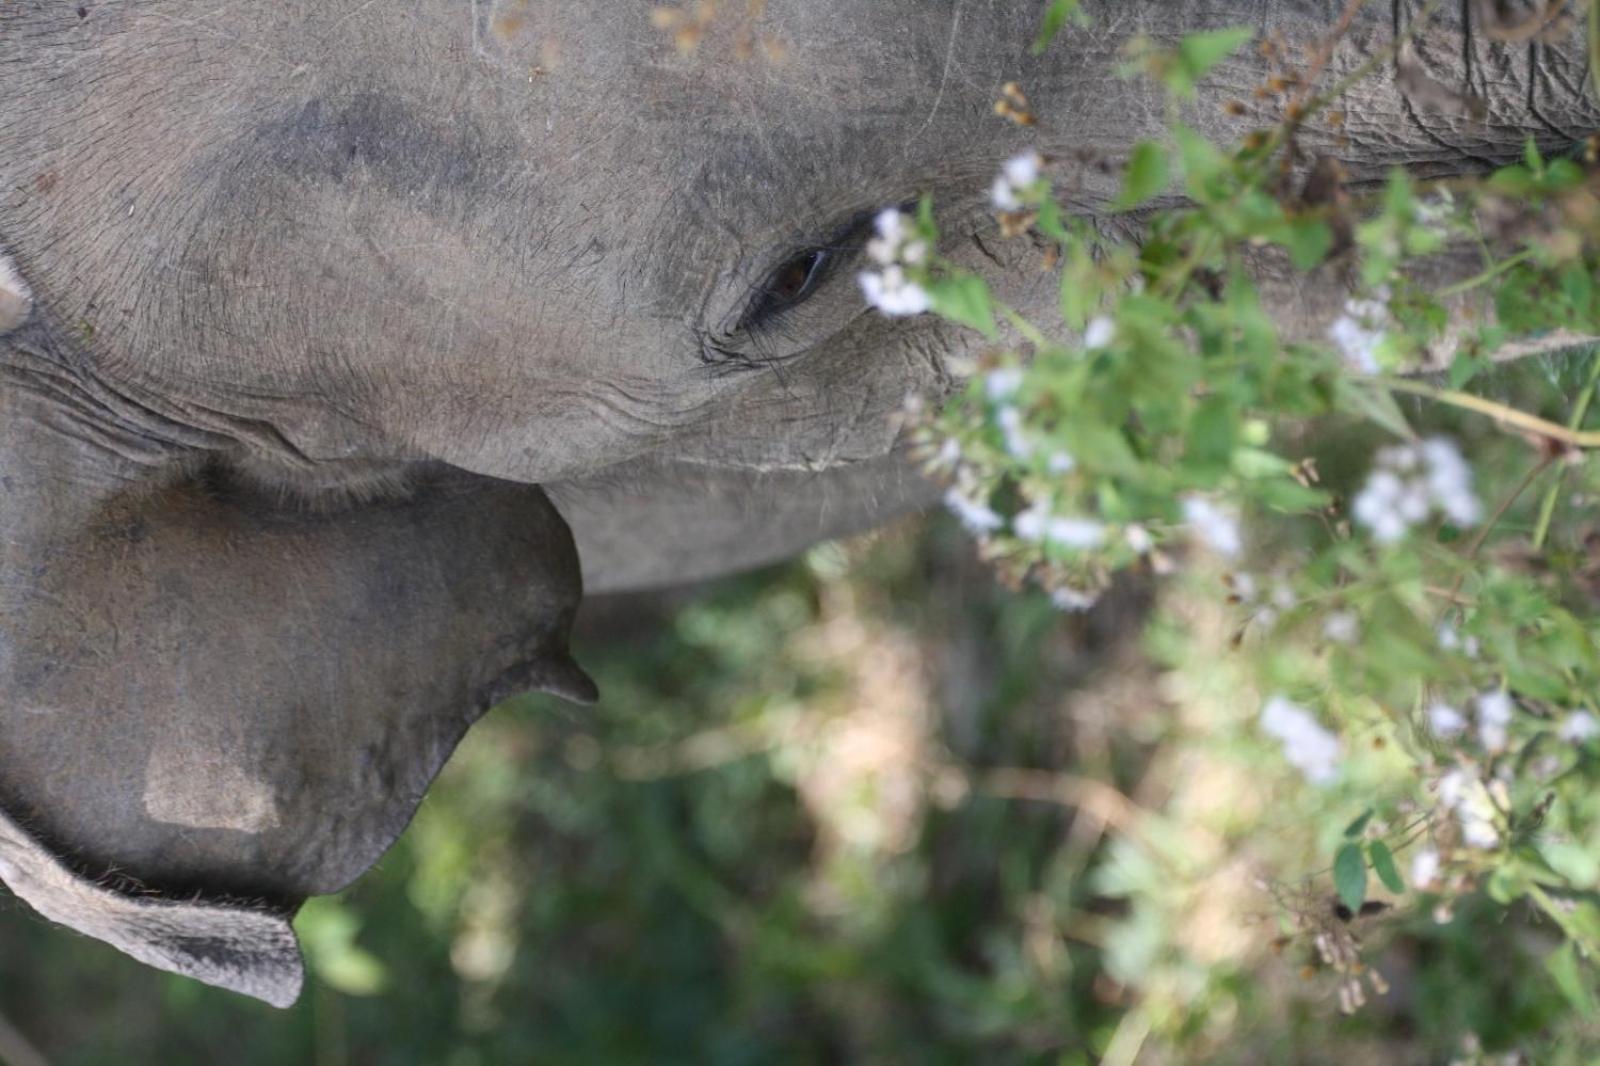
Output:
0,805,304,1008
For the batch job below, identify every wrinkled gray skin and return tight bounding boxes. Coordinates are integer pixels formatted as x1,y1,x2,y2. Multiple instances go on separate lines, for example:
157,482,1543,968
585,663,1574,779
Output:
0,0,1595,1006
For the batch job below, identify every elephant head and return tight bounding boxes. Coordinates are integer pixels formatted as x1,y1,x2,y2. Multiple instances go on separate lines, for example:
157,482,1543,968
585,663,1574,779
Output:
0,0,1594,1004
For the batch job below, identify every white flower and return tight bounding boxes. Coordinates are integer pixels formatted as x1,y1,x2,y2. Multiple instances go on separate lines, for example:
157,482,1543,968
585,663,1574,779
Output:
932,437,963,469
1322,610,1360,644
860,209,936,317
991,151,1043,211
1461,816,1501,850
1328,296,1390,374
1437,768,1501,850
944,488,1003,534
1125,524,1153,555
1047,451,1076,475
1013,503,1048,542
865,208,910,265
1560,711,1600,743
1013,502,1105,550
1428,702,1467,738
1410,848,1441,889
1352,437,1481,544
990,176,1021,211
1046,516,1107,550
1260,696,1342,785
1083,315,1115,350
1352,471,1409,544
1475,689,1513,752
1051,586,1100,612
985,367,1024,401
1182,495,1244,558
1003,151,1042,187
1436,623,1461,651
996,405,1033,459
859,265,931,317
1421,438,1482,526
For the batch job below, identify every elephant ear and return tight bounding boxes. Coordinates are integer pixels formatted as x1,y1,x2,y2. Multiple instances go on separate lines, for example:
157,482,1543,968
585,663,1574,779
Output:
0,808,303,1008
0,308,594,1007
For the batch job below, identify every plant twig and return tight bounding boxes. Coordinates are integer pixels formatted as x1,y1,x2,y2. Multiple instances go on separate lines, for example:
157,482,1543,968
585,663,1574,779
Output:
1463,453,1555,564
1380,378,1600,448
1434,249,1535,299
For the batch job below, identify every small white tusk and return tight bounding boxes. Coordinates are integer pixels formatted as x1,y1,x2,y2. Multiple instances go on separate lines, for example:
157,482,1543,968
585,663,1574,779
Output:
0,248,34,334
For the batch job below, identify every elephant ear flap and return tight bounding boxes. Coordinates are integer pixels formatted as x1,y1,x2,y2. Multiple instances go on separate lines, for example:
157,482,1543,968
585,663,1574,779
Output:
0,807,304,1008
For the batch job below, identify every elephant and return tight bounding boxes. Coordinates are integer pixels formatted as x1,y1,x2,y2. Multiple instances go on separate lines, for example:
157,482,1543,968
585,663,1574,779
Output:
0,0,1595,1007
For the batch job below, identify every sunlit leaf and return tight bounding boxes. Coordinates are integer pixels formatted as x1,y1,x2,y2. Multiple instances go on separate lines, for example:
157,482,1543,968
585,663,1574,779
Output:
1116,142,1170,211
1334,844,1367,913
1369,841,1405,894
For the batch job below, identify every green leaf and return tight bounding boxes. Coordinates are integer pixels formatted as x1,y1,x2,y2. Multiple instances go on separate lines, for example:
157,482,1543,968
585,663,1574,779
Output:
1343,809,1374,839
1334,377,1415,440
1032,0,1082,54
1334,843,1367,913
1448,353,1488,389
1178,27,1255,82
1487,863,1529,904
927,274,998,338
1369,841,1405,894
1183,395,1236,476
1524,137,1545,171
1541,840,1600,889
1115,142,1170,211
1546,941,1598,1015
1282,218,1333,271
1174,125,1229,201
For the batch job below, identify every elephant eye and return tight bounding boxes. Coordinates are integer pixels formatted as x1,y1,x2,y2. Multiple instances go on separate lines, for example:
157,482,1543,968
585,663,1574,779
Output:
742,248,833,331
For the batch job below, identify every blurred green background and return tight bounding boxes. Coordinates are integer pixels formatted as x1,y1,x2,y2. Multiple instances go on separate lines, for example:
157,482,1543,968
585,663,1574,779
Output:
0,514,1593,1064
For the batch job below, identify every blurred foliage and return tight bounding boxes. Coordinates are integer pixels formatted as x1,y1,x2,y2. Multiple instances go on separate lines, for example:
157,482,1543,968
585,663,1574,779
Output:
6,6,1600,1065
1,505,1598,1062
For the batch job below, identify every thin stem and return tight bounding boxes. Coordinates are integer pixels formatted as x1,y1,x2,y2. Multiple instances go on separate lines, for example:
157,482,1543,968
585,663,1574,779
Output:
1434,249,1535,299
998,304,1051,350
1445,450,1554,601
1531,348,1600,549
1380,377,1600,448
1464,453,1554,565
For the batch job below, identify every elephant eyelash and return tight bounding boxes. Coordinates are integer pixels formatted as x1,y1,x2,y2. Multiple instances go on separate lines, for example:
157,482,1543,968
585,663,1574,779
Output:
738,247,843,338
700,207,909,374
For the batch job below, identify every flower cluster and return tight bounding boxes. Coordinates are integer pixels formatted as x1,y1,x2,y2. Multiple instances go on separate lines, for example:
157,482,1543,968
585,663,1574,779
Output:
1182,495,1244,559
1259,696,1342,784
1436,768,1504,850
990,151,1043,212
858,209,931,316
1351,438,1481,543
943,486,1003,535
1013,500,1106,550
1227,571,1297,628
984,366,1077,471
1327,294,1390,375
